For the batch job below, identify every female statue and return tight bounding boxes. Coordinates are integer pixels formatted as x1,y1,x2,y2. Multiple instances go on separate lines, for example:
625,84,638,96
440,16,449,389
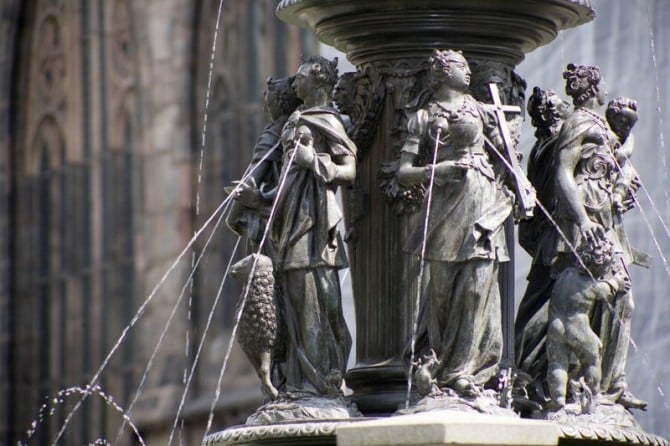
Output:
518,87,571,258
271,56,357,399
516,64,646,411
554,64,646,410
397,49,515,397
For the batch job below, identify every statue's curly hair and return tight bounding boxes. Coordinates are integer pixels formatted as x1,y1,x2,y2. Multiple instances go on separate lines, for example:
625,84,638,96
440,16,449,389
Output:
577,237,614,276
266,76,302,117
606,96,639,141
563,63,602,106
606,96,639,123
527,87,565,139
427,49,469,90
300,55,339,95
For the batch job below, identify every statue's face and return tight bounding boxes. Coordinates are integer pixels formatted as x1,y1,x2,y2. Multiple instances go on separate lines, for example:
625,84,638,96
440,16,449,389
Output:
547,91,571,120
588,247,610,277
432,57,470,91
609,110,636,139
292,64,316,101
333,78,355,114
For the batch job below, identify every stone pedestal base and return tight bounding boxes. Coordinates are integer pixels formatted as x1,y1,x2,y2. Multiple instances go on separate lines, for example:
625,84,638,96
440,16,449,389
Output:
204,409,670,446
336,410,558,446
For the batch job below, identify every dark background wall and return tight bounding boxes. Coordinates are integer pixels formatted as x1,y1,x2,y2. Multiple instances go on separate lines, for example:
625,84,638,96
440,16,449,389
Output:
0,0,22,439
1,1,310,444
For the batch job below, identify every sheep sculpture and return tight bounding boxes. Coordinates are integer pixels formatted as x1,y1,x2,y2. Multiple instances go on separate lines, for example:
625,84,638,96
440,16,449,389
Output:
230,253,284,401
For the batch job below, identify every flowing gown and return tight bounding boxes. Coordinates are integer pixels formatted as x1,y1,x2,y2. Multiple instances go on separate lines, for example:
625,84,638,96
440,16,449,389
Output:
272,106,356,396
405,97,513,389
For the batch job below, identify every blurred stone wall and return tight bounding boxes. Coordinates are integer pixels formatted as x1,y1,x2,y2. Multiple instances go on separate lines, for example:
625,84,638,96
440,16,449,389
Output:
1,0,309,443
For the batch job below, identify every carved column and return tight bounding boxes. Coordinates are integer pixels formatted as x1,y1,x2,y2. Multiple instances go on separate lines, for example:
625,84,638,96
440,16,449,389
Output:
277,0,594,413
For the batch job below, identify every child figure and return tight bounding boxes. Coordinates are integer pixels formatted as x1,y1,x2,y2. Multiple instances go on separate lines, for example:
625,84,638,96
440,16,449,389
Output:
546,238,631,413
606,96,640,215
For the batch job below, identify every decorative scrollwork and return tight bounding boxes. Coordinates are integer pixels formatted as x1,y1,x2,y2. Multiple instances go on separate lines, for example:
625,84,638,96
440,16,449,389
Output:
559,423,670,446
204,421,344,445
341,66,386,161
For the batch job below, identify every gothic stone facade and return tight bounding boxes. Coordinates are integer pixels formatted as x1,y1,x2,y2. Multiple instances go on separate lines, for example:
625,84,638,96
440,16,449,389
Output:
0,0,311,444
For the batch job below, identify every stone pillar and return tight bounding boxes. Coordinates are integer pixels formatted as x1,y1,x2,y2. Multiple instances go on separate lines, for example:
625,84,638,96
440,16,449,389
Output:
276,0,594,413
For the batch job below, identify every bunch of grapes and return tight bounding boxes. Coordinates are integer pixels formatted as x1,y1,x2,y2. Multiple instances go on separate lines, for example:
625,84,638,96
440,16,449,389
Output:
393,183,426,215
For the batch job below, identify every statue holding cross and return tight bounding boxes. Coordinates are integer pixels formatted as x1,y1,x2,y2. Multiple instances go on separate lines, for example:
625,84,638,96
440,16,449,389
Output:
396,49,534,412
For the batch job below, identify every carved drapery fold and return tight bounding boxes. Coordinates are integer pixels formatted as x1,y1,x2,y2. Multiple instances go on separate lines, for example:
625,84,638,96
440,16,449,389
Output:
277,0,594,413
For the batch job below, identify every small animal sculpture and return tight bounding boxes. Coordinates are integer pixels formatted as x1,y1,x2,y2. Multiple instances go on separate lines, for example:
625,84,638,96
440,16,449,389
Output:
413,350,442,397
230,253,284,400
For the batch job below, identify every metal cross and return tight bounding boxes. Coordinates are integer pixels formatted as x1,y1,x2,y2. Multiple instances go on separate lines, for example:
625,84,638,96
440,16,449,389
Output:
487,83,536,220
486,84,538,404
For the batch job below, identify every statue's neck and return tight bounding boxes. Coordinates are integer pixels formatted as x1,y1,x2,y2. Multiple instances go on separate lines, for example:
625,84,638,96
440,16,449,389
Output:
580,97,601,112
302,90,330,108
434,86,464,103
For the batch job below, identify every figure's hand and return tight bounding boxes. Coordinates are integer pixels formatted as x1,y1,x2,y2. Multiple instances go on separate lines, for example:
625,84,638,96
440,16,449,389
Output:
234,178,263,208
630,174,642,192
292,125,315,168
397,165,429,187
431,161,467,184
614,191,638,214
604,270,631,299
622,193,637,212
579,219,605,245
294,142,315,168
612,192,626,214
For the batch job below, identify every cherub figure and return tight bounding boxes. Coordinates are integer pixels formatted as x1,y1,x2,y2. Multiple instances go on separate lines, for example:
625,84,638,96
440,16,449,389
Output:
606,96,641,215
546,238,630,413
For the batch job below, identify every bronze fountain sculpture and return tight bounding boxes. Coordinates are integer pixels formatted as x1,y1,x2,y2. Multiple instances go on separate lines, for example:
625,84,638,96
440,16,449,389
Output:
205,1,668,445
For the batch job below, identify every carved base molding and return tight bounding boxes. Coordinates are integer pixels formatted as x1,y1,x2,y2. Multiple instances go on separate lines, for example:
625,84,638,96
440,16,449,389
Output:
559,424,670,446
244,395,362,426
203,420,349,446
204,409,669,445
396,391,518,418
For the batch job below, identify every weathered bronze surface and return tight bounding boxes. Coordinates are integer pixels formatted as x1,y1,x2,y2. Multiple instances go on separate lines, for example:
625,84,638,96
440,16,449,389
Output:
277,0,595,66
206,1,670,444
517,65,649,423
276,0,595,413
228,57,361,423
